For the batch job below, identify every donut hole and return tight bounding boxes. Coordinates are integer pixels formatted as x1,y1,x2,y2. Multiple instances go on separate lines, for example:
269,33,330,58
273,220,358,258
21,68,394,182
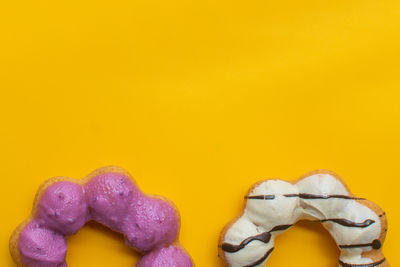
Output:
268,220,339,267
66,221,141,267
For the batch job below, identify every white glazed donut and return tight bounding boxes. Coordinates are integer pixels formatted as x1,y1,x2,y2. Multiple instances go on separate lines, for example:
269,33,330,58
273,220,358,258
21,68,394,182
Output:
219,170,388,267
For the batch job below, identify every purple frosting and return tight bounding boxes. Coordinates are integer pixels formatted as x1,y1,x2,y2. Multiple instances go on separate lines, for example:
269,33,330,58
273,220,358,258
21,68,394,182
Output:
136,246,193,267
85,173,179,252
19,221,67,267
122,194,179,252
17,172,192,267
36,181,89,235
84,173,138,232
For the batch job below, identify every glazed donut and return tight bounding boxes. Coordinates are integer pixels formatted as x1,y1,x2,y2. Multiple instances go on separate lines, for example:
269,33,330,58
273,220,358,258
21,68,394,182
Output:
219,170,388,267
10,166,193,267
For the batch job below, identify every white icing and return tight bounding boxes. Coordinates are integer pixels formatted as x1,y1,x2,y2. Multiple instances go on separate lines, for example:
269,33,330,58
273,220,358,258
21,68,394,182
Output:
222,173,382,267
246,180,300,228
224,215,273,267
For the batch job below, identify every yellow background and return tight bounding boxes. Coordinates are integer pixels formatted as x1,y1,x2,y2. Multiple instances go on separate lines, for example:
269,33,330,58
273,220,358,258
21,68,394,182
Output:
1,0,398,266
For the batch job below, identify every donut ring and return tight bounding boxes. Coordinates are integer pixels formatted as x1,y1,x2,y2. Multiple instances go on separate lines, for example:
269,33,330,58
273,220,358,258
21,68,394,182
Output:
219,170,388,267
10,166,193,267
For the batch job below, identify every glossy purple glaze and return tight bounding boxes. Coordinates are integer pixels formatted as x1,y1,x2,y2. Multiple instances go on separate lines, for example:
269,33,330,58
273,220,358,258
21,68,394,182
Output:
136,245,193,267
17,172,191,267
85,173,179,252
84,173,139,232
36,181,89,235
19,220,67,267
122,194,179,252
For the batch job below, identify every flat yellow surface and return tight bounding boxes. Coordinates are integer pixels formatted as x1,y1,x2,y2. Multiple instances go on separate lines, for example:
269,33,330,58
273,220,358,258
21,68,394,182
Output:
1,0,398,266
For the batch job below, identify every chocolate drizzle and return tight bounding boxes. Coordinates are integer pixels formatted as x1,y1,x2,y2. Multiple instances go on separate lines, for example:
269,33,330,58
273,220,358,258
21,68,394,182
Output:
245,195,275,200
339,258,386,267
226,191,383,266
222,231,271,253
246,193,365,200
243,247,274,267
285,193,365,200
221,224,292,253
339,239,381,250
317,218,375,228
222,218,374,254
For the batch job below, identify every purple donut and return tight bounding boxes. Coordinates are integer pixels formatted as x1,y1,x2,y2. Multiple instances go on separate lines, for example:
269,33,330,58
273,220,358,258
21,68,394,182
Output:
10,167,193,267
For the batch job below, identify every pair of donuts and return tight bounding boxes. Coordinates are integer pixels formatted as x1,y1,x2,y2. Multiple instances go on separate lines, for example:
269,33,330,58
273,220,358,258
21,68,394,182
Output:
10,168,388,266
